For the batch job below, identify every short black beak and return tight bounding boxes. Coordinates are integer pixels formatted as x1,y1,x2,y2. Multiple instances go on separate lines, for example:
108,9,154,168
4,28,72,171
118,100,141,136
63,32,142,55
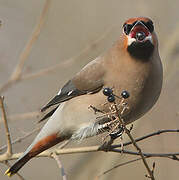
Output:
136,31,146,41
132,21,147,41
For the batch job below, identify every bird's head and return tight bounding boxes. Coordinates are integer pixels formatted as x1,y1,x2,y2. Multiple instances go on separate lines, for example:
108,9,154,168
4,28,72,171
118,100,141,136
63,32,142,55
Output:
122,17,157,60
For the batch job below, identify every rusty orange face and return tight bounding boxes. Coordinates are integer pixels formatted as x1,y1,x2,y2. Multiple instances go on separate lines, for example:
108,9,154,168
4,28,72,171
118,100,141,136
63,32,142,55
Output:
123,17,154,44
122,17,156,60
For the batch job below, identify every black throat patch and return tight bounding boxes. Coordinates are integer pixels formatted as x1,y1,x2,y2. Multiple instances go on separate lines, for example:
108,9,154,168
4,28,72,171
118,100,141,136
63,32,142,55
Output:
127,40,154,61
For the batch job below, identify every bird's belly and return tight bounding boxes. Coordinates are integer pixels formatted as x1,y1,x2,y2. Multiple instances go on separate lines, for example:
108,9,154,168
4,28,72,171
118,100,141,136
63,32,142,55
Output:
121,75,162,123
58,69,162,136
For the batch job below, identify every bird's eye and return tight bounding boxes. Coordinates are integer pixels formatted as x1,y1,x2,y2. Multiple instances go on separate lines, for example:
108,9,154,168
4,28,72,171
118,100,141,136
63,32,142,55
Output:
144,20,154,33
123,24,133,35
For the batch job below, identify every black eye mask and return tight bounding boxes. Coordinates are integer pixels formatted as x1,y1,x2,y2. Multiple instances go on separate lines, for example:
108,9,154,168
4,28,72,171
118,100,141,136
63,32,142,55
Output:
123,20,154,35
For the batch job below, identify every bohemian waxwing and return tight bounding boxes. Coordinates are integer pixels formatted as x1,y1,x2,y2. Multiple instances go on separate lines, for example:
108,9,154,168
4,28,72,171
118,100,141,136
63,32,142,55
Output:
5,17,163,176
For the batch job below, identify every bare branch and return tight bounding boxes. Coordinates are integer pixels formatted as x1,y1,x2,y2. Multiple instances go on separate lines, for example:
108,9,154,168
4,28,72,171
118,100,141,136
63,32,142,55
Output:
111,149,179,158
113,103,155,179
96,153,178,179
0,0,51,94
20,24,116,81
57,140,70,149
0,13,115,94
96,157,144,179
0,96,12,156
0,126,178,160
10,0,51,81
112,129,179,149
51,153,67,180
21,58,76,81
0,145,179,162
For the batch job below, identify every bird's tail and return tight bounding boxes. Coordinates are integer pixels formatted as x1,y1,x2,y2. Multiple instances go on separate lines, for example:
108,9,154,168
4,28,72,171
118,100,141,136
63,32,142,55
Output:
5,153,31,177
5,134,67,177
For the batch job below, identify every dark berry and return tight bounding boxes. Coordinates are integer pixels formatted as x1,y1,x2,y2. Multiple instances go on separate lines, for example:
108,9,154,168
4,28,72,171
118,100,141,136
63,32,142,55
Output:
107,95,115,103
103,88,113,96
121,90,130,99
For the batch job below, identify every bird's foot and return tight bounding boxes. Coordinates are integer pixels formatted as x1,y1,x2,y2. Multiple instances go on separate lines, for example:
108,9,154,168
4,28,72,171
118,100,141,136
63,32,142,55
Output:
99,138,114,152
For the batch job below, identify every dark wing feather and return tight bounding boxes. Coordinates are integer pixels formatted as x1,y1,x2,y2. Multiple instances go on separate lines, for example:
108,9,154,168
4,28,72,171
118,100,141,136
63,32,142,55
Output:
39,81,103,122
41,80,86,112
38,106,59,123
40,58,105,121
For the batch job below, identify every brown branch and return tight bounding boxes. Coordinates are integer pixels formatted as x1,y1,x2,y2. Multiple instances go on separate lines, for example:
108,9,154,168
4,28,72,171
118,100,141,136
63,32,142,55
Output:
0,127,177,154
0,94,177,178
111,149,179,159
20,24,116,81
21,57,76,81
112,129,179,149
0,13,115,94
10,0,51,81
95,157,144,180
0,0,51,94
0,145,179,162
0,128,178,159
96,152,179,179
0,96,12,156
57,140,70,149
113,103,155,179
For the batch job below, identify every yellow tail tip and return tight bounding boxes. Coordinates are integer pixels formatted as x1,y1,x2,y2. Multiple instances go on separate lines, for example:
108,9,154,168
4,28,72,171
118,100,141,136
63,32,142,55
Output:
4,169,13,177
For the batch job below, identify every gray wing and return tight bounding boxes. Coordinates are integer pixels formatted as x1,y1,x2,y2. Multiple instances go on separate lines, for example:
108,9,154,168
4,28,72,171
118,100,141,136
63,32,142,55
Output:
41,80,86,112
40,57,105,122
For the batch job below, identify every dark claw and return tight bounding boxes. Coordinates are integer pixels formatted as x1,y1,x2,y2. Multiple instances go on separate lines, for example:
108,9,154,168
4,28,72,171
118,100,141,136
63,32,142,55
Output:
107,95,115,103
99,138,114,151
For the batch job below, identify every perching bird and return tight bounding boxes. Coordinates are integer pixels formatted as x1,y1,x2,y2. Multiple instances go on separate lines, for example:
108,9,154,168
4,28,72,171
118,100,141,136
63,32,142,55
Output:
5,17,163,177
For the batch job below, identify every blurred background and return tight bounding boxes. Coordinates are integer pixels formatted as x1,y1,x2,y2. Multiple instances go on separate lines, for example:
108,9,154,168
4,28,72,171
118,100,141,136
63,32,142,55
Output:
0,0,179,179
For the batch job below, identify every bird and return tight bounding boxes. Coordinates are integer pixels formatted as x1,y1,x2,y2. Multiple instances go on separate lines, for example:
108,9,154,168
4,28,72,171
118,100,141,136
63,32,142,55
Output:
5,17,163,177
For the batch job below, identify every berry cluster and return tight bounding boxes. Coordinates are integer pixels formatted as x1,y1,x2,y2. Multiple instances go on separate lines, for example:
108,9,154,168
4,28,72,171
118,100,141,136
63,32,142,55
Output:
103,88,130,103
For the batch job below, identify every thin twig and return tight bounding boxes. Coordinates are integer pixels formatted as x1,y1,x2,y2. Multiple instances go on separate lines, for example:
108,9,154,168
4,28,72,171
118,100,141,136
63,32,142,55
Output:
0,145,179,162
112,129,179,149
111,149,179,158
0,96,12,156
0,0,51,94
113,103,155,180
10,0,51,81
51,153,67,180
96,153,178,180
0,15,116,95
0,127,178,160
57,140,70,149
96,157,144,179
20,24,116,81
21,58,75,81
